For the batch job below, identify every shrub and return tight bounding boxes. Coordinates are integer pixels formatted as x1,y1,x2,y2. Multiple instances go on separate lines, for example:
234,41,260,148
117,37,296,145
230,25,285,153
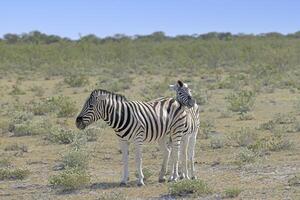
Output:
0,168,30,180
229,127,257,147
193,89,209,105
224,187,242,198
200,120,215,139
0,158,12,168
9,84,26,95
169,179,212,197
259,120,276,131
8,111,34,132
238,112,254,121
47,127,76,144
30,85,45,97
273,113,296,124
83,127,99,142
235,148,258,165
62,150,89,170
49,168,90,192
226,90,255,114
30,95,77,117
10,118,49,137
64,74,89,87
210,135,225,149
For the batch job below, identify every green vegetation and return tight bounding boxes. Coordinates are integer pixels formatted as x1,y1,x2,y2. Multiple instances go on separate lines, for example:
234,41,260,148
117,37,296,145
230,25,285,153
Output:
0,168,30,180
47,127,76,144
62,150,89,170
64,74,89,87
235,147,258,165
169,179,212,197
29,95,77,117
0,158,12,168
1,30,300,199
229,127,258,147
223,187,242,198
226,90,256,114
200,119,215,139
210,135,225,149
49,168,90,192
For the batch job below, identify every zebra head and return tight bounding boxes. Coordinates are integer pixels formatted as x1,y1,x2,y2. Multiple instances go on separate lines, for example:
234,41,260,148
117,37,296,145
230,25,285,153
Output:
76,90,107,130
170,80,195,108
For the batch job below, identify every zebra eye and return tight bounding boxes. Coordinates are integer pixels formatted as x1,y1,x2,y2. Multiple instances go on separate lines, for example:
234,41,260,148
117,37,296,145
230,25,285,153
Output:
89,105,94,108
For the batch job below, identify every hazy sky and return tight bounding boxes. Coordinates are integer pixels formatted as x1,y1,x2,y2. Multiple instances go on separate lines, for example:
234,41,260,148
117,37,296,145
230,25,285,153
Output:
0,0,299,39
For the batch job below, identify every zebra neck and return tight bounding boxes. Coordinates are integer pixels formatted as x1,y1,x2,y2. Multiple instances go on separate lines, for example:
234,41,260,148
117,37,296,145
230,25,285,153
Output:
103,98,126,131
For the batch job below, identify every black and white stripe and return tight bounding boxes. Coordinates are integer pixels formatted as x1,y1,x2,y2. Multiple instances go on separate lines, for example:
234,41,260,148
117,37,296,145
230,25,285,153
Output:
170,80,200,180
76,89,191,185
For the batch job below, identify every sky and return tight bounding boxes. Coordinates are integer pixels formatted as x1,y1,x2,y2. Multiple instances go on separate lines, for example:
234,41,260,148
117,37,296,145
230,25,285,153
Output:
0,0,299,39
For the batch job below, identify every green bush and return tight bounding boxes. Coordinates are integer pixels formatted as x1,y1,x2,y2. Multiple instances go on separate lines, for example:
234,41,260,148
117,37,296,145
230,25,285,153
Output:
259,120,276,131
200,120,215,139
224,187,242,198
235,147,258,165
9,84,26,95
273,113,296,124
47,127,76,144
10,118,49,137
30,85,45,97
229,127,258,147
169,179,212,197
0,168,30,180
64,74,89,87
210,135,225,149
62,150,89,170
30,95,77,117
0,158,12,168
49,168,90,192
226,90,256,114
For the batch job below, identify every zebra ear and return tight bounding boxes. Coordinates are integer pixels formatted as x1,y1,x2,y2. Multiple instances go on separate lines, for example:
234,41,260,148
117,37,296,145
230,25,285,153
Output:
177,80,183,87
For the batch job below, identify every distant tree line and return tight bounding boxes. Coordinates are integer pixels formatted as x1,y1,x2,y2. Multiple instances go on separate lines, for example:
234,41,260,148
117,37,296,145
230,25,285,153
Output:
1,30,300,44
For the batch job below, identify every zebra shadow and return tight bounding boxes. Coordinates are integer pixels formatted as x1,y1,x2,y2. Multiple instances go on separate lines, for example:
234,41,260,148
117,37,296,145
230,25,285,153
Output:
90,181,137,190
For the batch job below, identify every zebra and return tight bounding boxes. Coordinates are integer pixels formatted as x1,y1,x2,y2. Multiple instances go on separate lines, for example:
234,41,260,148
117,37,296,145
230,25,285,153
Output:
169,80,200,180
75,89,194,186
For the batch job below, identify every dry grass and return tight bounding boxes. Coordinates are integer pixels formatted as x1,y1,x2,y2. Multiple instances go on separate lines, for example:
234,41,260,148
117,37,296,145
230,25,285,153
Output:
0,75,299,200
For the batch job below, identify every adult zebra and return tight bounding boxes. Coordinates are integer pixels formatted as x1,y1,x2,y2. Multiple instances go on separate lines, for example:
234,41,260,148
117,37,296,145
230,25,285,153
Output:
75,88,194,186
169,80,200,180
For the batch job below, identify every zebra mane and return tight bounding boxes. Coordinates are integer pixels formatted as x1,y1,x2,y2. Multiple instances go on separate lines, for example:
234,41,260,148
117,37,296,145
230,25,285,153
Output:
93,89,128,101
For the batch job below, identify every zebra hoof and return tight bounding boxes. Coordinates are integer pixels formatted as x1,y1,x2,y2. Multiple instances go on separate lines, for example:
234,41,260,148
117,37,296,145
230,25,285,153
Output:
191,176,197,180
120,182,127,187
158,177,166,183
137,182,145,187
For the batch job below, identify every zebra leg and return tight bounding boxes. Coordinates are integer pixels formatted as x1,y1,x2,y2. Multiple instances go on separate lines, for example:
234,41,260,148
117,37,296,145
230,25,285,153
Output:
188,131,198,179
134,141,145,186
180,135,190,180
168,139,181,182
158,138,171,183
120,140,129,186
